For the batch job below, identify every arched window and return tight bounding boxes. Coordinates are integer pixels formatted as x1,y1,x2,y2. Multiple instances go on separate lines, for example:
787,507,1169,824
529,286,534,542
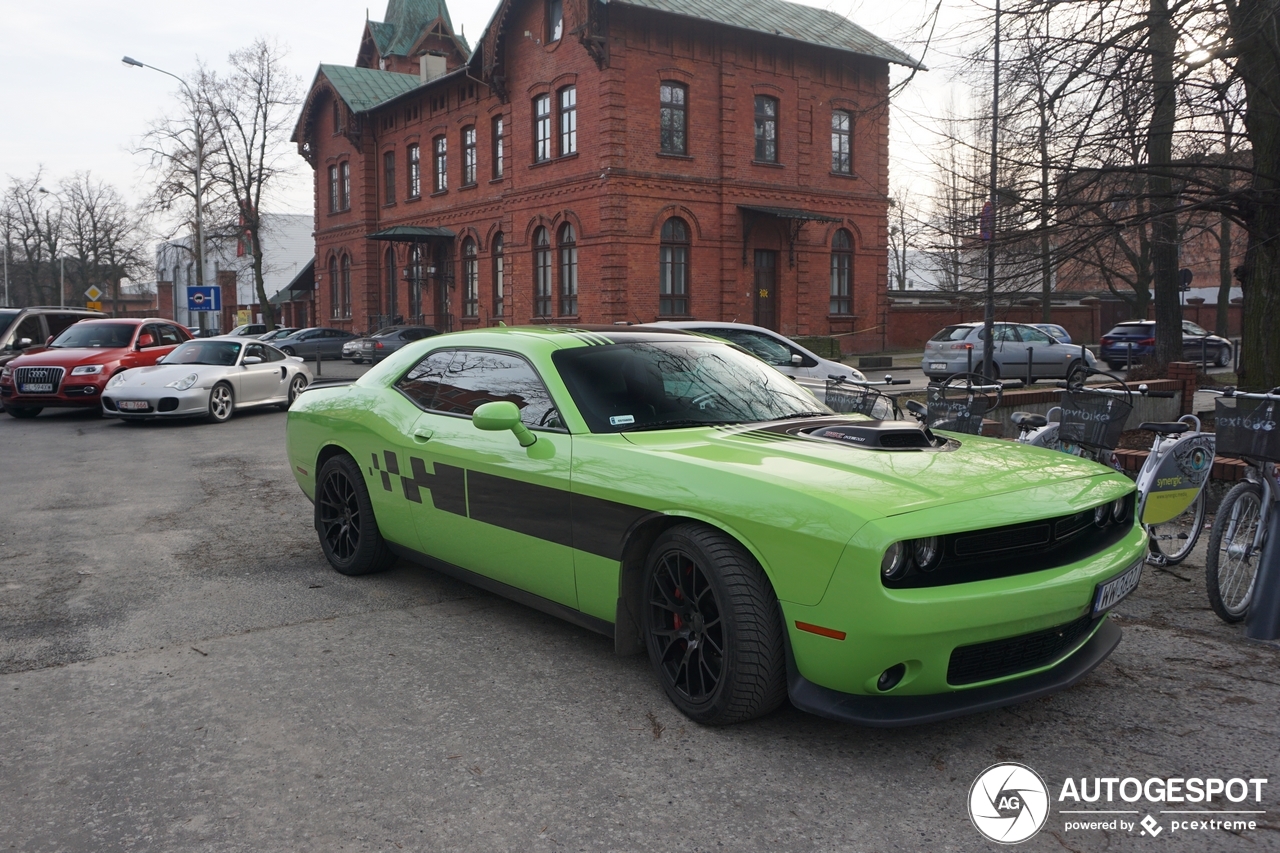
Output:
533,227,552,317
385,247,397,319
340,254,352,318
659,218,689,316
830,229,852,315
408,246,423,319
462,238,479,318
328,256,339,319
492,233,505,319
558,224,577,316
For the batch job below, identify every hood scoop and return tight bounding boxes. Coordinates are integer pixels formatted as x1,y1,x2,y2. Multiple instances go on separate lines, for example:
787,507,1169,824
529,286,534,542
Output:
802,419,949,451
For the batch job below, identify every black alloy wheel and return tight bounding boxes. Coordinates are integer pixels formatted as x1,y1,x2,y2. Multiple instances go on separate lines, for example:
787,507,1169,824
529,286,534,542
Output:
315,455,396,576
641,523,787,725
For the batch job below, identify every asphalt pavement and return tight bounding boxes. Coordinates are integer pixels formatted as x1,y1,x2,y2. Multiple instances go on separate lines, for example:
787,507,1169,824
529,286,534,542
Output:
0,381,1276,852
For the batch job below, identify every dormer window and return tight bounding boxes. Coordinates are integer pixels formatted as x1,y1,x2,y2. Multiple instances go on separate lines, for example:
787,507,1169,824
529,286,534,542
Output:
548,0,563,42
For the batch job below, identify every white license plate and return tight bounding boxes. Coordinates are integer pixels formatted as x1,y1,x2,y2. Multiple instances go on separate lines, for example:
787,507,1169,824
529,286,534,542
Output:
118,400,149,411
929,362,948,371
19,383,53,393
1092,560,1143,616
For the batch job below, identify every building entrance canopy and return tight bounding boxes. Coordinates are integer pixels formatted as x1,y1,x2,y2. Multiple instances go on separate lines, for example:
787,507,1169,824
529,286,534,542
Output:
365,225,457,242
738,205,842,267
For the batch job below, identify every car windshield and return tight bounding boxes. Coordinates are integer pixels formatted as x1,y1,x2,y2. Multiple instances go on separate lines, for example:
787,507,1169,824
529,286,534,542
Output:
51,323,135,348
370,327,402,338
160,341,242,366
930,326,974,342
553,339,830,433
1184,321,1210,336
0,310,18,337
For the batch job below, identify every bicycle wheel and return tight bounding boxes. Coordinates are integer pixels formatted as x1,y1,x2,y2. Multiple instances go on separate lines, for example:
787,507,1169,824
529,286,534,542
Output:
1146,490,1207,565
1205,481,1265,623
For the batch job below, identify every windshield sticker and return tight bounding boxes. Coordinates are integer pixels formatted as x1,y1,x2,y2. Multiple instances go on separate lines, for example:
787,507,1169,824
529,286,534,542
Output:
609,415,635,426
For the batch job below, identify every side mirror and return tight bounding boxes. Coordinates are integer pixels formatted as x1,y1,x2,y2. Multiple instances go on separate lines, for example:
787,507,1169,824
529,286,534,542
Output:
14,337,33,350
790,353,803,366
473,400,536,447
137,333,155,348
243,356,263,365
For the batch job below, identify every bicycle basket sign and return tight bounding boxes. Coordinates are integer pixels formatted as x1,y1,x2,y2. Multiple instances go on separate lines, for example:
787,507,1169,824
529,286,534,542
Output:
1139,434,1215,525
1215,398,1280,462
926,386,987,435
1060,390,1132,449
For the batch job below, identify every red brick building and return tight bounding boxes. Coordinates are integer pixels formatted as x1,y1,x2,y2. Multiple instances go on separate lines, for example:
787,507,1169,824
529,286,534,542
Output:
293,0,918,352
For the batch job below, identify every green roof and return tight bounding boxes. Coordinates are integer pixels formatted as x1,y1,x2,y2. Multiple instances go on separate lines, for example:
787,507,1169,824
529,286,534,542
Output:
602,0,922,69
370,0,464,57
320,65,423,112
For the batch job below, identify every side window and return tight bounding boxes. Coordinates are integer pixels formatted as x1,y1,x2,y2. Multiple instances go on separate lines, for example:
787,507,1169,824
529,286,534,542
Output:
993,325,1020,343
265,346,286,362
245,344,268,361
1020,327,1052,344
402,349,559,428
47,314,82,337
718,329,791,365
157,324,184,346
12,316,44,347
396,350,455,410
139,324,162,347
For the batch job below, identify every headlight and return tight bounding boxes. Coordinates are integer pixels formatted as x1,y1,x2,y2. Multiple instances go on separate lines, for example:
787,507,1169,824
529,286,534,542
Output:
1094,504,1111,527
108,373,129,389
165,373,199,391
913,536,941,571
881,542,907,580
70,364,104,375
1111,496,1130,524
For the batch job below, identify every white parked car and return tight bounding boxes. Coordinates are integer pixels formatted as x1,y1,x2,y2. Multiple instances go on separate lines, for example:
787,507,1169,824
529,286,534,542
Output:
102,339,313,423
652,321,866,383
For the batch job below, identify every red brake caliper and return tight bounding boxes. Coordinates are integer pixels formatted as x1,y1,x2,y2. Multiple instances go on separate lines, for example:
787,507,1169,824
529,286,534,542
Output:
673,584,684,630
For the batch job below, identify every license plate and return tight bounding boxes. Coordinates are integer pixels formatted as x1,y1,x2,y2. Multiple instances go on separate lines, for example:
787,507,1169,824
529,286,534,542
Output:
19,383,53,393
930,362,948,371
118,400,149,411
1092,559,1143,616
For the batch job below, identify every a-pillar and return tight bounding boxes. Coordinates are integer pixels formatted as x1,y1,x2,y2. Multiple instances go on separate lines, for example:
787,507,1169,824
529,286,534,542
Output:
217,270,237,333
156,281,174,320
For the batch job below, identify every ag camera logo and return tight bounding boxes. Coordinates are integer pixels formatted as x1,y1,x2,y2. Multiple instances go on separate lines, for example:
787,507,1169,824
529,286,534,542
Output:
969,763,1050,844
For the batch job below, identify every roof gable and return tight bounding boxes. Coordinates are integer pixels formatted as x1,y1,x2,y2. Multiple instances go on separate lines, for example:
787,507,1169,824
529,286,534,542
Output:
320,64,423,112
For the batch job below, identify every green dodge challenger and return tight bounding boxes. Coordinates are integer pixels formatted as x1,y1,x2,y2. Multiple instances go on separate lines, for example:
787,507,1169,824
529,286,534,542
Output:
286,326,1147,726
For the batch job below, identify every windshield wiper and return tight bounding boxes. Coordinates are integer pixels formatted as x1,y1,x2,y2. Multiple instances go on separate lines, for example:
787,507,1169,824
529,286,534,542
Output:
620,418,733,432
785,411,833,419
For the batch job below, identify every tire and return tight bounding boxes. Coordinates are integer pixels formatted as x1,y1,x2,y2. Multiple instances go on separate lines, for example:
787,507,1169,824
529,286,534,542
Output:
1216,346,1231,367
206,382,234,423
6,406,41,419
1065,360,1086,389
314,454,396,576
1106,361,1124,372
641,523,787,725
282,347,296,356
350,358,364,365
1146,489,1206,566
1205,481,1265,622
280,374,308,410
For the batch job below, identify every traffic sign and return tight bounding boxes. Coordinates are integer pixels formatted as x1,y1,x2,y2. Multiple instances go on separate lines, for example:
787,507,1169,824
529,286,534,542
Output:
187,286,221,312
85,301,102,311
85,285,103,301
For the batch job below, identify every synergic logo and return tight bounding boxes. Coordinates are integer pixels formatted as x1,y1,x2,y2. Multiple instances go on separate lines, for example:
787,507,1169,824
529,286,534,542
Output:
969,763,1051,844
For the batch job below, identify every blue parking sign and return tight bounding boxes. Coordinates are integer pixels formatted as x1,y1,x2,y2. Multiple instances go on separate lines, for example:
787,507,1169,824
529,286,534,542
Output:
187,286,221,312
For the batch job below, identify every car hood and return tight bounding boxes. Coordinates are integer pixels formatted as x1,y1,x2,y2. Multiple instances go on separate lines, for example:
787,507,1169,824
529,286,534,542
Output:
112,363,229,385
618,419,1123,518
9,347,124,367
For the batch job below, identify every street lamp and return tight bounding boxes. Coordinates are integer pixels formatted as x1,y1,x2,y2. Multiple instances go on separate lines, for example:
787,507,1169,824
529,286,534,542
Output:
37,187,66,308
122,56,206,316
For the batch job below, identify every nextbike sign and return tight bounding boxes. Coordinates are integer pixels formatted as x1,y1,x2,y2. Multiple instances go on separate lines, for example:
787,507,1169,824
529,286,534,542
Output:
187,286,221,312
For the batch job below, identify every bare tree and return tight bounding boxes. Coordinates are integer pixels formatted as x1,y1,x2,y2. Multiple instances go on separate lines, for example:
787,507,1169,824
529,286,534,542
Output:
59,173,151,313
200,39,302,329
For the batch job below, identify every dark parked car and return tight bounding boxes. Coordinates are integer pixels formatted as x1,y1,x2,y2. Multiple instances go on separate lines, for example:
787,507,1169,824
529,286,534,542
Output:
342,325,440,363
1100,320,1232,369
271,327,360,360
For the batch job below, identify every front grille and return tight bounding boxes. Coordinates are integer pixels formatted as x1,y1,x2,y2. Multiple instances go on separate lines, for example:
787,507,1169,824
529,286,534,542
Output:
14,366,64,392
102,397,118,411
947,613,1095,685
158,398,179,412
882,493,1136,589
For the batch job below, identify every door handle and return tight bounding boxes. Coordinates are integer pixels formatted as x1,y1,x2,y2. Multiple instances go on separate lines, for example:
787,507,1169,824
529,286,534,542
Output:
412,428,433,443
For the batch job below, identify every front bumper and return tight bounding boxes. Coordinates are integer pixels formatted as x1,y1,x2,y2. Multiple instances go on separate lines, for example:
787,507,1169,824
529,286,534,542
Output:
102,386,212,419
1,380,106,408
786,617,1121,727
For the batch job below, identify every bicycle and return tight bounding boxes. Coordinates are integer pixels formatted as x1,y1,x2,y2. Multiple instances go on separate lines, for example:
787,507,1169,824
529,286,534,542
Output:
1011,374,1214,566
903,372,1006,435
1202,387,1280,622
823,374,911,421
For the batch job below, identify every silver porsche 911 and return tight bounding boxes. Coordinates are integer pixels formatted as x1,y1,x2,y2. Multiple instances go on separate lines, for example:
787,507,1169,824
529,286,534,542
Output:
102,338,313,423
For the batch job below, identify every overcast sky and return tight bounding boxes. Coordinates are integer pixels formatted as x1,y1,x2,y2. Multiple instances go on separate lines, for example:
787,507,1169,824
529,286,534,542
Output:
0,0,962,225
